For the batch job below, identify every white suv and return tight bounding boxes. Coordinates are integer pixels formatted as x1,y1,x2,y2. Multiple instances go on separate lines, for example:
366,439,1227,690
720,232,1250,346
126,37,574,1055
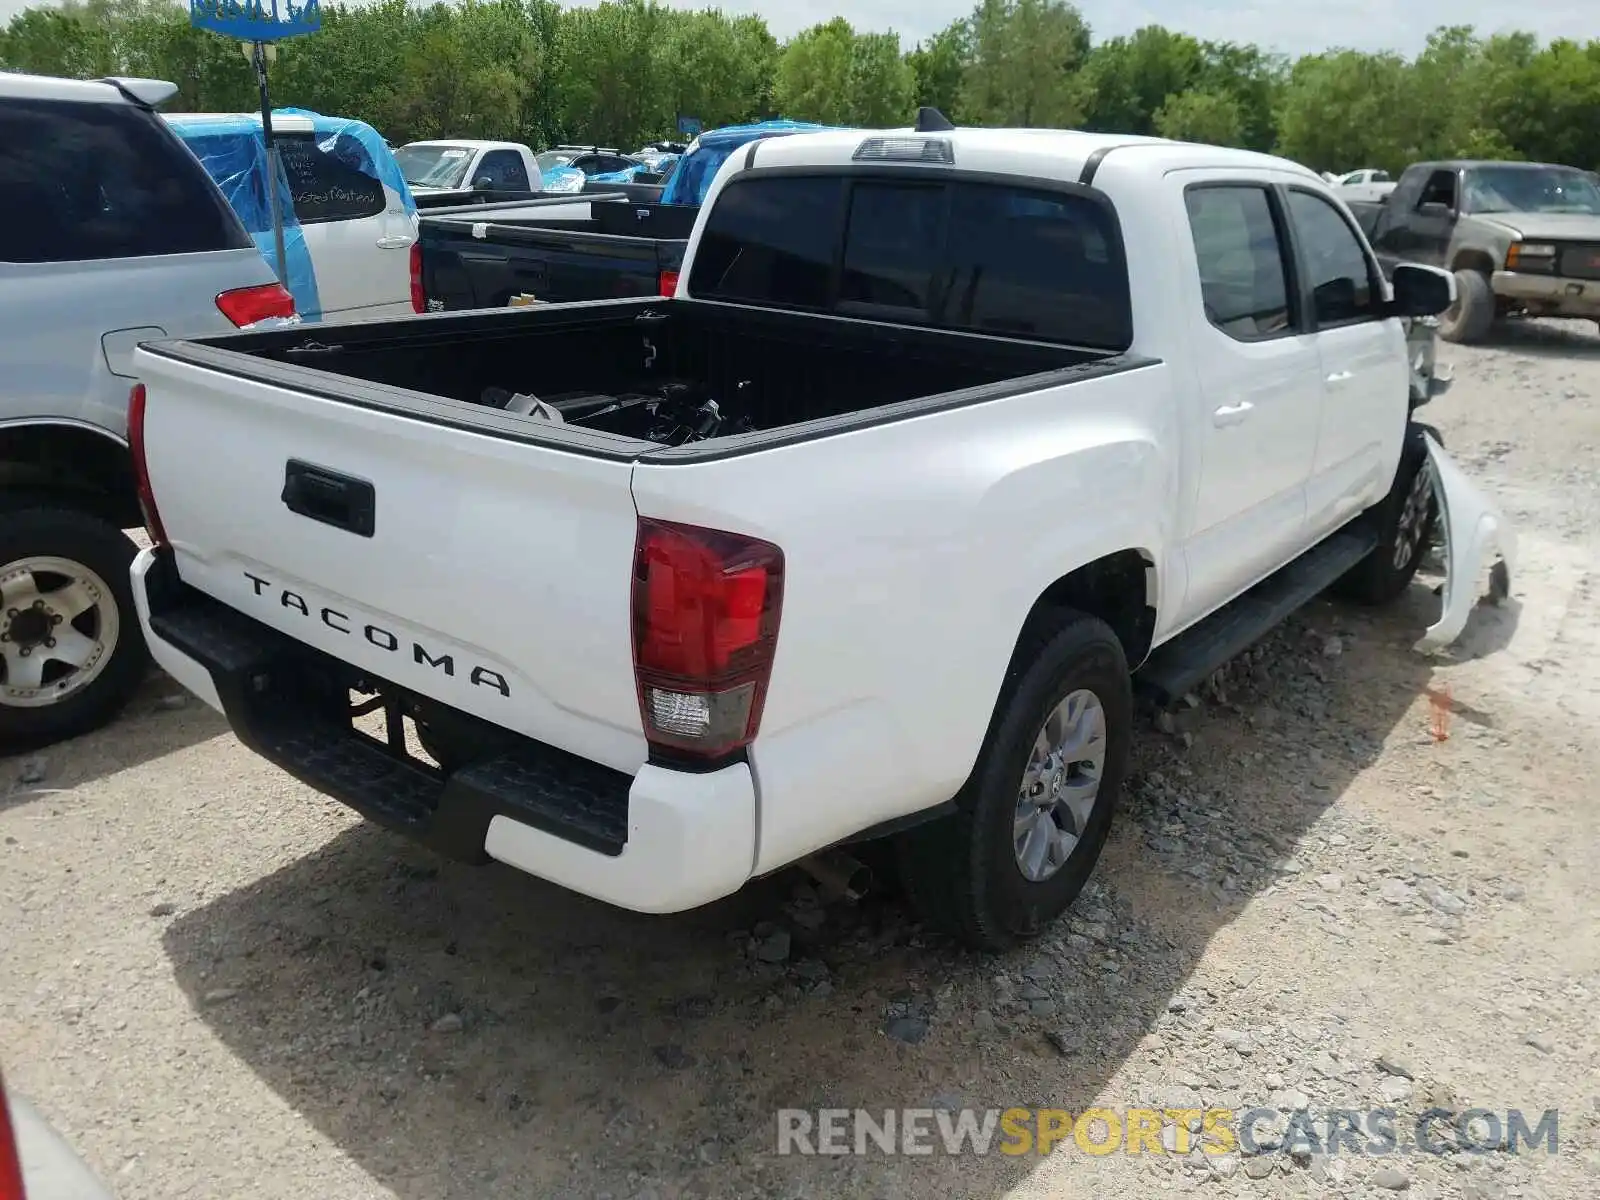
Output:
0,71,293,750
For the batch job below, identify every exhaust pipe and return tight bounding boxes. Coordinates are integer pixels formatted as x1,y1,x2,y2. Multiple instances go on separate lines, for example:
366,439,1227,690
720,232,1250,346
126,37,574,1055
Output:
797,849,873,902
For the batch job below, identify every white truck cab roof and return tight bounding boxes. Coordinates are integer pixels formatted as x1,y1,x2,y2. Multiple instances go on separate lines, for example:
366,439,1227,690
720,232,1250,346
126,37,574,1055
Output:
730,126,1322,189
0,71,177,107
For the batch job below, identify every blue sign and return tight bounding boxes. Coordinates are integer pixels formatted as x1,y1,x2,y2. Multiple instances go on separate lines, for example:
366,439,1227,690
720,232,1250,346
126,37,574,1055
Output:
190,0,321,42
677,115,703,137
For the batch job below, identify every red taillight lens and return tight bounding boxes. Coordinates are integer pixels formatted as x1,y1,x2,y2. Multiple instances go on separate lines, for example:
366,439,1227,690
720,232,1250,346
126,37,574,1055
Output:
658,270,679,298
631,518,783,759
410,242,425,313
0,1069,25,1200
215,281,295,327
127,383,167,548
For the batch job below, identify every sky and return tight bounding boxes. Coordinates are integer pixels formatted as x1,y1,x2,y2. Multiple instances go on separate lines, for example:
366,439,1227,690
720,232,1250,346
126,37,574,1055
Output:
1,0,1594,59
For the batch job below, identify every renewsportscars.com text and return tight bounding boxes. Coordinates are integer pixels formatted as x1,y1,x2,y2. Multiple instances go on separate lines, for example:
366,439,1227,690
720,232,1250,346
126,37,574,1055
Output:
775,1106,1560,1157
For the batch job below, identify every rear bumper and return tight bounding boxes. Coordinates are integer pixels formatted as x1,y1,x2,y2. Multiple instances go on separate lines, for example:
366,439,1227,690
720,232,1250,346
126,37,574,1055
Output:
130,548,756,913
1492,270,1600,317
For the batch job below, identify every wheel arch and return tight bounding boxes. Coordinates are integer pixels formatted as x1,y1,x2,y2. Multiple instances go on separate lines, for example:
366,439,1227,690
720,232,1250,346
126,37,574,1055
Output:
0,419,141,530
1450,248,1496,276
1014,549,1159,674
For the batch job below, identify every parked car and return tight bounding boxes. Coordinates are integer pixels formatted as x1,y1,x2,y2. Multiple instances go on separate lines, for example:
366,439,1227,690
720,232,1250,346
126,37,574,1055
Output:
421,120,835,310
537,145,644,179
0,71,295,750
1361,159,1600,342
125,120,1514,953
164,109,422,323
395,139,543,208
1335,167,1397,203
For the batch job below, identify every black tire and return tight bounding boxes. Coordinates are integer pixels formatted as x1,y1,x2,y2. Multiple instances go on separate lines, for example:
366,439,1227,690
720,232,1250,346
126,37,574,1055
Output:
0,500,148,752
1333,429,1438,606
1438,270,1495,344
895,611,1132,952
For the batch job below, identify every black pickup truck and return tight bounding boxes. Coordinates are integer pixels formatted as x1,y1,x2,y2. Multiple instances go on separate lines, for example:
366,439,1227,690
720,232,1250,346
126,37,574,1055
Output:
420,194,699,310
1346,159,1600,343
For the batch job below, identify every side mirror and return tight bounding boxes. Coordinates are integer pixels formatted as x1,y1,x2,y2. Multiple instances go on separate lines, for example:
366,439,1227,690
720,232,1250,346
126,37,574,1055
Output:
472,175,494,192
1389,263,1456,317
1417,200,1454,219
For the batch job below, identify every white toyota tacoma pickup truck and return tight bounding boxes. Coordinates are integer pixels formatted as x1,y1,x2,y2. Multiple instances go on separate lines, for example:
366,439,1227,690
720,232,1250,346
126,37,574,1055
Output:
124,120,1515,951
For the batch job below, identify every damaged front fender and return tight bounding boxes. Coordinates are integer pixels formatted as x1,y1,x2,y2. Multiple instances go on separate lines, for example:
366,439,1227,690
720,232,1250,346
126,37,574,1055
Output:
1415,432,1517,653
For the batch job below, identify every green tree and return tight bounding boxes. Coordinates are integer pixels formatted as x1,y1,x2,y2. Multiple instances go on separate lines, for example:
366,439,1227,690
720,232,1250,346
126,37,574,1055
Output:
773,17,855,124
1274,49,1410,173
907,20,969,119
1083,25,1203,135
1153,88,1244,145
961,0,1093,127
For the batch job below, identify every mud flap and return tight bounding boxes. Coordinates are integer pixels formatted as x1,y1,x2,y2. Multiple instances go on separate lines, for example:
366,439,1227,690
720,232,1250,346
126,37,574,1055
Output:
1415,432,1517,653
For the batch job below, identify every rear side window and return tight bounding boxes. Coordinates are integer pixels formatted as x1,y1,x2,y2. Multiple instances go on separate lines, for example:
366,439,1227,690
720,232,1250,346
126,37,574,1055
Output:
1184,185,1293,340
276,132,387,224
0,96,251,264
689,173,1131,349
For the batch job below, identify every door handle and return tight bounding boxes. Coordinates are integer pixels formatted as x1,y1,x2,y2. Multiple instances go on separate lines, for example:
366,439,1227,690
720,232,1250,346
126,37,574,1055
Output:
1212,401,1255,427
1325,371,1354,385
375,235,414,249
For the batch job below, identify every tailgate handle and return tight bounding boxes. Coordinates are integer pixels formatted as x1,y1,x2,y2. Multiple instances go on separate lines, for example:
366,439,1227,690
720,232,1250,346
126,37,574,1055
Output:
281,459,376,538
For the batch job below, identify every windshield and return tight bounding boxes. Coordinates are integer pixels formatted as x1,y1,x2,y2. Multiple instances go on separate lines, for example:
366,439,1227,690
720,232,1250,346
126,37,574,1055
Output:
536,151,575,172
1463,166,1600,216
394,145,471,189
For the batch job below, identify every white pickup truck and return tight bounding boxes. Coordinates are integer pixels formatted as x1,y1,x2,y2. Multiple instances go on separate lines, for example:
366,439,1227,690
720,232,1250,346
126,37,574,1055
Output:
124,123,1515,951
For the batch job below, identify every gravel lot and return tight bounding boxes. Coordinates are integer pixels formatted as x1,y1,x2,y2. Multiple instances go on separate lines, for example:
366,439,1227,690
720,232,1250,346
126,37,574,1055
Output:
4,320,1599,1200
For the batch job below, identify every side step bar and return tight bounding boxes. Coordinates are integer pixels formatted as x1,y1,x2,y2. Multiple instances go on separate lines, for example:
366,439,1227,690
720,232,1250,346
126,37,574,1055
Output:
1134,527,1378,706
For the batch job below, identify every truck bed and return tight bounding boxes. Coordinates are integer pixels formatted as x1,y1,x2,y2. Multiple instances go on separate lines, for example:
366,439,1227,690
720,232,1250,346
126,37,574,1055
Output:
160,297,1124,456
421,198,700,310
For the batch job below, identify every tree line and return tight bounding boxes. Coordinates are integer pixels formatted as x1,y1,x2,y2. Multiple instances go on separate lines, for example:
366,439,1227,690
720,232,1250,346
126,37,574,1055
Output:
5,0,1600,174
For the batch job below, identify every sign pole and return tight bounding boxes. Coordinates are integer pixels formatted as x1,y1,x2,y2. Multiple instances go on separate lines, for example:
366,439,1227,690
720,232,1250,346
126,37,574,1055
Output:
250,40,289,286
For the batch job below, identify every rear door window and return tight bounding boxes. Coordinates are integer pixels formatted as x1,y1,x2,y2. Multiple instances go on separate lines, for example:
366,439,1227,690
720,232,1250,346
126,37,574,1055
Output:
1184,185,1294,340
0,96,251,264
276,132,387,224
688,173,1131,349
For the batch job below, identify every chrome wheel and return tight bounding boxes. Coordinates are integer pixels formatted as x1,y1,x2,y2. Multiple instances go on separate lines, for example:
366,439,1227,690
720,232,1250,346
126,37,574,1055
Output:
1013,688,1107,883
0,556,119,709
1393,460,1435,570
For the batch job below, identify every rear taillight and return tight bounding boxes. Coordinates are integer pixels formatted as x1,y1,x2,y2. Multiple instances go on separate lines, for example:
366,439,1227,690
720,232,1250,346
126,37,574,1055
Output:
0,1069,24,1200
215,281,295,327
410,242,425,313
127,383,167,548
658,270,679,298
631,518,783,760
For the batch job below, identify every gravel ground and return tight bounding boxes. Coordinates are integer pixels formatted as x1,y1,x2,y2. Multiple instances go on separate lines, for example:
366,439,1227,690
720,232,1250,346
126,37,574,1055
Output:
4,319,1600,1200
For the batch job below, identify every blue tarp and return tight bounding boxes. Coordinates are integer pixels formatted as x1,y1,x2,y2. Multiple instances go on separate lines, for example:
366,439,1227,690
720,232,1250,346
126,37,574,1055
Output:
541,165,588,193
660,119,840,206
164,108,414,321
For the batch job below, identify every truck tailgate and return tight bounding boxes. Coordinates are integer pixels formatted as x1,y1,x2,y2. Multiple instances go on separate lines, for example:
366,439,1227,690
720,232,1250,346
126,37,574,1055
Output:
132,347,649,774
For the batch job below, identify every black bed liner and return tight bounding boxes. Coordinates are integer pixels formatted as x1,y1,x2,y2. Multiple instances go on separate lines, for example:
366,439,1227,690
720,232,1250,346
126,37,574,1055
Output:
139,296,1160,464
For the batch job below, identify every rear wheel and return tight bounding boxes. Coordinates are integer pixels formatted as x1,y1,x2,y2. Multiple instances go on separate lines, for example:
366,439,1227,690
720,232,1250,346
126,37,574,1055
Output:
896,611,1131,952
0,500,148,751
1438,270,1495,344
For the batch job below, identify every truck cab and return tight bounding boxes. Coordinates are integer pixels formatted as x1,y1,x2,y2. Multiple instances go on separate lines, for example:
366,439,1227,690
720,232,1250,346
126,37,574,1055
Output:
397,140,544,208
